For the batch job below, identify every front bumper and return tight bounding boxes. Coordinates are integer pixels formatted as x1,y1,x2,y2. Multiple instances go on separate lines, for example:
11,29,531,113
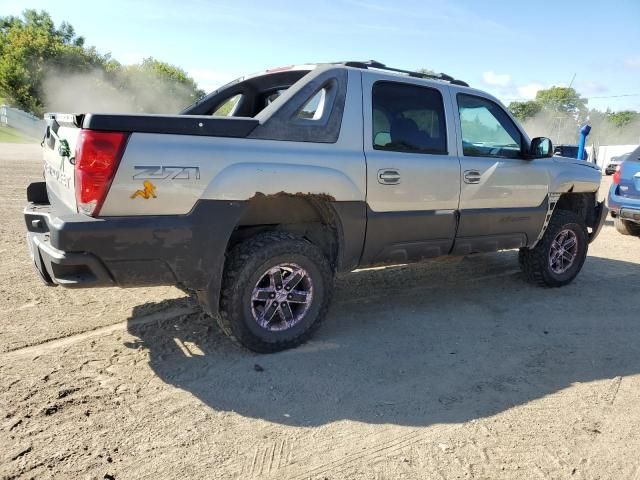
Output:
608,184,640,224
24,182,247,314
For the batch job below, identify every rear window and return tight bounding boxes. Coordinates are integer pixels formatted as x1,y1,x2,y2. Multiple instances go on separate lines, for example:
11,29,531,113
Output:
182,69,313,117
213,94,241,116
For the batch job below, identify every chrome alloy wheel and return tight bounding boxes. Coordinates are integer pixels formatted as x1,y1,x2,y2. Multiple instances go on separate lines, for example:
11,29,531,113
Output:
548,229,579,274
250,263,314,331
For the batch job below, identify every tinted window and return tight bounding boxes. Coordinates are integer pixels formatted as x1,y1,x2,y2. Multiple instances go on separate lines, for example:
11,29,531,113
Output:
372,82,447,155
457,94,522,158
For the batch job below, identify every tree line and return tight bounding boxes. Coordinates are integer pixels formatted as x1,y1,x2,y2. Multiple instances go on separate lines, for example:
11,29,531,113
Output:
509,88,639,145
0,9,205,116
1,8,638,147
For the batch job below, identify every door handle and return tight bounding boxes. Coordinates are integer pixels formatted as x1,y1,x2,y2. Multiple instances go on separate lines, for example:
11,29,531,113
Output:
378,169,401,185
463,170,481,184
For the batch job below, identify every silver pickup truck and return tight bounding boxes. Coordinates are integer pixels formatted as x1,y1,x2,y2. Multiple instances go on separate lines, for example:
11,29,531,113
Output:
25,60,607,352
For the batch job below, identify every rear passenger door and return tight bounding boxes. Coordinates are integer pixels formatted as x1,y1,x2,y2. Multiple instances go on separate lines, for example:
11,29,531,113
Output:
452,92,550,253
361,75,461,266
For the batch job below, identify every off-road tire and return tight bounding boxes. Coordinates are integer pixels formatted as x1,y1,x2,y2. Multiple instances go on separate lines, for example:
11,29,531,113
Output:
520,209,589,287
218,231,333,353
615,217,640,236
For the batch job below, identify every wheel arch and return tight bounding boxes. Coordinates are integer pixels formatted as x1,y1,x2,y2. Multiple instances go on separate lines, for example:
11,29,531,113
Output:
530,191,601,248
226,192,365,273
555,192,599,228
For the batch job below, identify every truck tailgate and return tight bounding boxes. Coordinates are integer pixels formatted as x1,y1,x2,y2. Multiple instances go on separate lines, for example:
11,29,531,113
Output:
42,113,81,211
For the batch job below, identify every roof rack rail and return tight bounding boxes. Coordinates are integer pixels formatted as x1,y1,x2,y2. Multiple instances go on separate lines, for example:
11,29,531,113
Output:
341,60,469,87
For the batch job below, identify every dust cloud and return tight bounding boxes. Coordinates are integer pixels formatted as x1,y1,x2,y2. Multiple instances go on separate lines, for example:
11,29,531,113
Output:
42,68,200,114
521,109,640,147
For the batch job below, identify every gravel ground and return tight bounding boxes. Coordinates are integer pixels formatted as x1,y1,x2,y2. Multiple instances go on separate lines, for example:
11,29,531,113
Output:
1,143,639,479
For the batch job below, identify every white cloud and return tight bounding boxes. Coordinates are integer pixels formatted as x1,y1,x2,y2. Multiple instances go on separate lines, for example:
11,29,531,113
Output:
482,71,511,87
624,56,640,69
517,83,545,100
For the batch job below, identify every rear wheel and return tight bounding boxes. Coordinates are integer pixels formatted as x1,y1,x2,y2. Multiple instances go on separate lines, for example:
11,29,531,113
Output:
218,231,333,353
614,217,640,236
520,210,588,287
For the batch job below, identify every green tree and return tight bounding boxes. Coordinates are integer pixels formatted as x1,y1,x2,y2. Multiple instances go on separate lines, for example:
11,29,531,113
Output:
607,110,639,128
508,100,542,122
535,86,587,117
122,57,205,106
0,9,109,114
0,10,205,115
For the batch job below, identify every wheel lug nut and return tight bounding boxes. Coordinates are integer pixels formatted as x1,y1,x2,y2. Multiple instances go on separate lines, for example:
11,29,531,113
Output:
287,294,292,300
273,301,278,306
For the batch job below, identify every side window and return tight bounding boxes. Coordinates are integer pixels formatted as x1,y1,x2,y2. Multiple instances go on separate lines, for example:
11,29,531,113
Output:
372,82,447,155
213,94,242,116
297,88,327,120
457,94,522,158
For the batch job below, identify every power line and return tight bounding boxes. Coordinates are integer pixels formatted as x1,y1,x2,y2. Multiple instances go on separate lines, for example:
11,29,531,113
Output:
587,93,640,99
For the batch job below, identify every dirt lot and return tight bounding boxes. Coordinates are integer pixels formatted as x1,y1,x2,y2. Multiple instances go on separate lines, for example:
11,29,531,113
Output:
1,143,639,480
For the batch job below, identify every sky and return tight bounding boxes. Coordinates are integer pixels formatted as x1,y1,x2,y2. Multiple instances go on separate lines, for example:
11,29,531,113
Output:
2,0,639,112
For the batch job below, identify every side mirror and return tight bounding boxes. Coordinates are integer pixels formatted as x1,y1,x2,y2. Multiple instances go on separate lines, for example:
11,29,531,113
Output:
528,137,553,159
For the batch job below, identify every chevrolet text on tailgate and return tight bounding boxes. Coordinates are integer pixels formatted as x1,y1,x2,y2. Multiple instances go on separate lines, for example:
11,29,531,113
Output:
25,61,607,353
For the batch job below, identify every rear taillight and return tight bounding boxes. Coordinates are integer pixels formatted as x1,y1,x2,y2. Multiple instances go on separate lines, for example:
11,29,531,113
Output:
74,130,129,216
613,165,622,185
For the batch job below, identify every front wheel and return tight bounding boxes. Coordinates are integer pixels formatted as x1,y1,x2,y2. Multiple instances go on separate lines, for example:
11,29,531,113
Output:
520,210,589,287
218,232,333,353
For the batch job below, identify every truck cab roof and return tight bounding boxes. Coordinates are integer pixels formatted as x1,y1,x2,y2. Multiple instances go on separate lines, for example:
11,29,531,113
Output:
182,61,474,118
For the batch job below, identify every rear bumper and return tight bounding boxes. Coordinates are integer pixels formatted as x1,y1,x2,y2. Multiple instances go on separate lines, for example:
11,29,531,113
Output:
27,225,114,288
24,182,247,314
608,184,640,224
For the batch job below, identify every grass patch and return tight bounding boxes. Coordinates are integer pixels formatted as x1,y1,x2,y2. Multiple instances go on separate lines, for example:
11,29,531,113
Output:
0,126,39,143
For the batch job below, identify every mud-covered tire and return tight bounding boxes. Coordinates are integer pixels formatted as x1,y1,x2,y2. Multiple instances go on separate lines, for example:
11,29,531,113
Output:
520,209,589,287
218,231,333,353
615,217,640,236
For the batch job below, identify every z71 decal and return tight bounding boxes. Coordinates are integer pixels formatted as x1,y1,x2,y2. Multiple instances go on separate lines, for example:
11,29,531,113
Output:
133,166,200,180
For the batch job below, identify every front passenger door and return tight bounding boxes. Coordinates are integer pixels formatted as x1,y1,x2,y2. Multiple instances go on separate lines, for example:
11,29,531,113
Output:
452,93,550,254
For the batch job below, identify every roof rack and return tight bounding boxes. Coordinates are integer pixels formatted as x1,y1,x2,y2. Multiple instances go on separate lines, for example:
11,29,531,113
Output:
341,60,469,87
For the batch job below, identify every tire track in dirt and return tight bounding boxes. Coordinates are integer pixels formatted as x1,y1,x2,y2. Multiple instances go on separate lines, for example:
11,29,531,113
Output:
239,425,456,480
1,305,197,360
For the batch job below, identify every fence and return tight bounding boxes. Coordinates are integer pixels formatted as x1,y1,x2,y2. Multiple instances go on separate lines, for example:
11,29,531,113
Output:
0,105,45,139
